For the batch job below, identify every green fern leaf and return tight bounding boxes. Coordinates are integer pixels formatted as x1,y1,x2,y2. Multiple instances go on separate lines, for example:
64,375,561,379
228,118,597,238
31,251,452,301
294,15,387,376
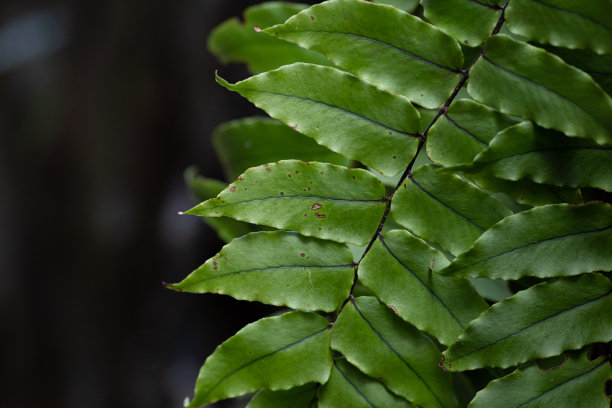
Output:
216,63,422,176
442,273,612,371
441,202,612,280
469,350,612,408
264,0,464,108
506,0,612,56
463,121,612,191
188,311,332,407
468,35,612,145
421,0,504,46
185,160,386,245
170,231,355,311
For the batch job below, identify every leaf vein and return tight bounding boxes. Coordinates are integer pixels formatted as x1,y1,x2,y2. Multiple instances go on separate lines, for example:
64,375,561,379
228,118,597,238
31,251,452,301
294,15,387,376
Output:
444,113,488,145
525,0,611,32
333,360,377,408
240,88,421,137
284,30,461,73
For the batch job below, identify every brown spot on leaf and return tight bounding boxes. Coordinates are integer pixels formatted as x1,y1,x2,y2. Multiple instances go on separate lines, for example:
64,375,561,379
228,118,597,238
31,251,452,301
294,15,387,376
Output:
230,186,236,193
310,15,314,21
317,227,322,231
392,155,397,159
429,259,435,270
300,253,305,257
315,213,326,218
280,192,284,195
237,176,244,180
312,203,322,210
265,167,271,173
254,26,261,32
389,305,398,315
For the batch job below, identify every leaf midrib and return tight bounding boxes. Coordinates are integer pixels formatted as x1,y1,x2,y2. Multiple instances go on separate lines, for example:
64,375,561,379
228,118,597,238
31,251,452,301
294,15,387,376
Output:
443,113,488,145
237,88,421,137
277,29,461,73
187,264,355,285
203,195,387,210
480,146,612,164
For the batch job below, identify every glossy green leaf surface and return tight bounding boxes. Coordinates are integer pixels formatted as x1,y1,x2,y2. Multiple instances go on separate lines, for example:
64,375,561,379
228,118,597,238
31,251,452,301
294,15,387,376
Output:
189,311,332,407
427,99,517,166
265,0,464,108
213,117,351,180
247,383,318,408
506,0,612,56
318,357,415,408
217,63,422,176
207,2,331,73
331,297,457,408
359,230,488,346
469,351,612,408
421,0,503,46
184,169,255,242
186,160,387,245
441,203,612,280
391,165,512,256
171,231,354,311
442,273,612,371
469,35,612,145
467,122,612,191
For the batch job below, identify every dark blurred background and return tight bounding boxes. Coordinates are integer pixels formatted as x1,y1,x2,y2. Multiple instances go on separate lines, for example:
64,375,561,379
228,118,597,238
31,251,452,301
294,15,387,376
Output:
0,1,293,407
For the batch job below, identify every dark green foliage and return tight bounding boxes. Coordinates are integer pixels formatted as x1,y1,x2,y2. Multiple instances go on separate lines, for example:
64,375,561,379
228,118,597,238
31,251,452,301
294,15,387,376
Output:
172,1,612,406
